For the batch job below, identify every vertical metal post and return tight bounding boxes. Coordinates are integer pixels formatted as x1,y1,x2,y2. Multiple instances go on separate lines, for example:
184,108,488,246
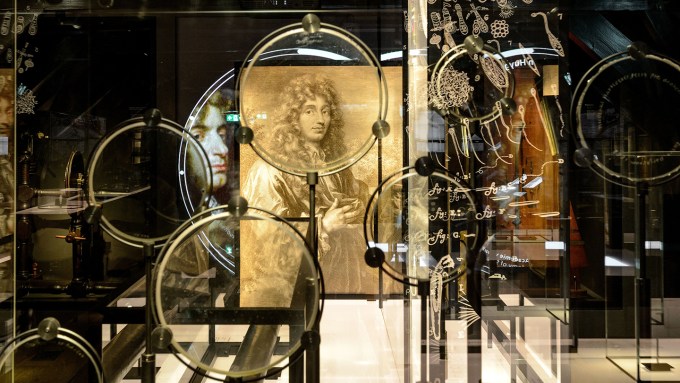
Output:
142,242,156,383
634,182,650,380
418,281,428,383
306,172,320,383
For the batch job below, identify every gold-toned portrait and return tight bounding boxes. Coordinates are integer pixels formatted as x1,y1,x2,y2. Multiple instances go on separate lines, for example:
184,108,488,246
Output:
239,66,403,296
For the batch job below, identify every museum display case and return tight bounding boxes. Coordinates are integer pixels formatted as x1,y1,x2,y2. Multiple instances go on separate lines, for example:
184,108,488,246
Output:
0,1,679,382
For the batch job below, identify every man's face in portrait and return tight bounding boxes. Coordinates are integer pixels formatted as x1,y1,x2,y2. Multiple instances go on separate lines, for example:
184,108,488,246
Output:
193,104,229,190
299,95,330,144
0,96,12,137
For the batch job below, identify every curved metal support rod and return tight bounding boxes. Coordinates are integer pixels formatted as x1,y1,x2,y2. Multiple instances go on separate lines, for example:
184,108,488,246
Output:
93,185,151,204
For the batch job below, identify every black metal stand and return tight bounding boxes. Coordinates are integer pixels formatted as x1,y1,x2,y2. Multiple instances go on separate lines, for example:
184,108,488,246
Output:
142,242,156,383
417,281,429,383
305,172,321,383
634,182,651,381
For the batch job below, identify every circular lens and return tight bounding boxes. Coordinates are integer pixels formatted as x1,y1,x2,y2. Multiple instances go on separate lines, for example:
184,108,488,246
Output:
0,320,104,383
430,39,514,123
238,19,387,176
153,208,320,380
87,118,211,248
364,166,477,284
573,52,680,186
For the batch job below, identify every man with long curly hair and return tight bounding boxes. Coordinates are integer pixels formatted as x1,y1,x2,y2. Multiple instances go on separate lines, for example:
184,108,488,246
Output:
242,74,367,258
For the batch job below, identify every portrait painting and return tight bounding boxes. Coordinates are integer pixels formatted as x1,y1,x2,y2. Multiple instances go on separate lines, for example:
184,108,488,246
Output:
238,66,403,297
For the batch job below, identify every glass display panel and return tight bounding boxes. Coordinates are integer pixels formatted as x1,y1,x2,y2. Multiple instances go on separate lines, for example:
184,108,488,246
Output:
6,3,680,383
574,47,680,381
153,208,319,380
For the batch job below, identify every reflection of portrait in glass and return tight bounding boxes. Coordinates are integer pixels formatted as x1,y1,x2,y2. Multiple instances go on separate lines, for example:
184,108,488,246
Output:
162,91,237,309
0,92,12,138
242,74,370,294
188,92,233,206
0,91,14,238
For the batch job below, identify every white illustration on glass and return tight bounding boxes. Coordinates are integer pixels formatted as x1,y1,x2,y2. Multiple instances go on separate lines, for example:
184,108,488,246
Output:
17,42,35,74
518,104,542,152
430,33,442,49
482,123,512,164
532,211,560,218
17,86,37,115
480,53,508,90
495,101,520,144
430,68,473,110
523,158,565,178
529,87,555,149
551,84,566,137
518,42,541,77
507,200,540,207
442,3,457,50
12,15,24,34
497,0,515,19
443,27,456,52
463,118,486,165
430,11,444,31
448,127,467,172
28,14,38,36
477,153,514,174
430,255,455,340
442,2,454,28
487,39,501,52
490,19,510,39
431,152,449,170
531,12,565,57
479,122,495,147
458,295,481,329
469,4,489,36
455,3,469,35
1,12,10,36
